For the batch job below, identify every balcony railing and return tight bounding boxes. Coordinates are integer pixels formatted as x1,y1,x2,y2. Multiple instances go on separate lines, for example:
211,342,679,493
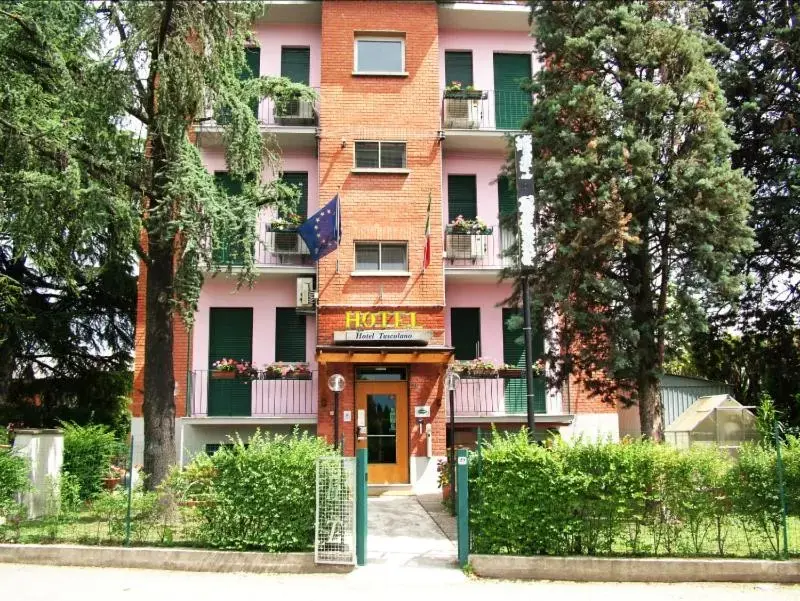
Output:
198,88,320,129
188,370,318,418
444,228,516,270
449,375,550,417
442,89,531,131
211,224,313,269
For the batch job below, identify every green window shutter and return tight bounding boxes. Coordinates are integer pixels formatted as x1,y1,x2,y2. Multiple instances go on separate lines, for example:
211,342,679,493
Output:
502,308,545,414
208,308,253,417
281,172,308,218
212,173,245,265
493,53,532,130
445,51,473,88
281,47,310,84
451,308,481,360
497,174,517,217
448,175,477,222
244,47,261,79
275,308,307,362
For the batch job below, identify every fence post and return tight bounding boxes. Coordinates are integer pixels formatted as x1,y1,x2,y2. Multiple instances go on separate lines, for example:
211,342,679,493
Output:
356,447,367,566
124,436,134,547
775,422,789,559
476,427,483,479
456,448,469,568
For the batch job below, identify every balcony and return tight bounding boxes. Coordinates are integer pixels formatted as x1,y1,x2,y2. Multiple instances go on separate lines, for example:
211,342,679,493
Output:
210,222,314,274
441,89,531,151
448,374,571,423
444,227,515,278
194,89,320,151
187,370,318,420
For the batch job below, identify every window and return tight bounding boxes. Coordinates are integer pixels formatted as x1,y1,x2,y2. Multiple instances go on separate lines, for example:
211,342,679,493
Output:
503,308,546,413
208,308,253,417
445,51,473,88
448,175,477,221
275,308,307,362
212,173,245,265
354,36,405,74
354,141,407,170
355,242,408,273
451,308,481,360
281,172,308,217
281,47,310,84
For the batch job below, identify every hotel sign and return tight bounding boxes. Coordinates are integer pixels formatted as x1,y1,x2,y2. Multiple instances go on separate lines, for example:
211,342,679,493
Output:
335,311,431,346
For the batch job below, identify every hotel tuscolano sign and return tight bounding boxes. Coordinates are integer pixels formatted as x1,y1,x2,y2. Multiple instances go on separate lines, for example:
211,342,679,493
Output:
334,311,432,346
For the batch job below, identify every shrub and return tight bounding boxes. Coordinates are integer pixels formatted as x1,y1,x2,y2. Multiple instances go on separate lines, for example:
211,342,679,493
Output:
62,422,121,500
0,447,28,512
191,429,333,551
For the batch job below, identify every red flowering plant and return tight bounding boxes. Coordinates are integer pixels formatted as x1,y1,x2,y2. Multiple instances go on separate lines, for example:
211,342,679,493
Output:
283,362,312,379
446,215,492,235
212,358,238,372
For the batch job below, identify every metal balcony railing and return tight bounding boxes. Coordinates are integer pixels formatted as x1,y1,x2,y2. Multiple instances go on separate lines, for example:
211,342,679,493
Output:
441,89,531,131
199,88,320,129
188,370,318,418
211,222,313,269
443,227,516,270
449,375,549,417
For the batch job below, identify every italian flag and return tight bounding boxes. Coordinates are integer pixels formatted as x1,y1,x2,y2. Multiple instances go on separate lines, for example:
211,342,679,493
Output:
423,192,431,270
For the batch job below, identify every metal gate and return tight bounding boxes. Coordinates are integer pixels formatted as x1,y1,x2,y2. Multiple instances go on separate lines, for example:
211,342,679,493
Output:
315,456,357,565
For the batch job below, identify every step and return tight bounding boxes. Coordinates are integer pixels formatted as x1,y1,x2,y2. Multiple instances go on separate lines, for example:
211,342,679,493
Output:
368,484,414,497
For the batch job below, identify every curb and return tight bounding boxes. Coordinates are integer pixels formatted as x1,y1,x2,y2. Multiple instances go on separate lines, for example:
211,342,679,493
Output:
0,544,353,574
470,554,800,583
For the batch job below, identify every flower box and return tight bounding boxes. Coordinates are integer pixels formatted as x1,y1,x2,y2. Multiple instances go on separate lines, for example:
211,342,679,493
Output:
444,89,486,100
211,370,236,380
498,368,523,378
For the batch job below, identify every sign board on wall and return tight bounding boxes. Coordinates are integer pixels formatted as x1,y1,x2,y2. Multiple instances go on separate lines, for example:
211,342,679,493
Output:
514,134,536,268
333,329,432,345
345,311,418,329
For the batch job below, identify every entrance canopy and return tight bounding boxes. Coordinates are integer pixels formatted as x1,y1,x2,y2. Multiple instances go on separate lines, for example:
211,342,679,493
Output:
316,345,453,365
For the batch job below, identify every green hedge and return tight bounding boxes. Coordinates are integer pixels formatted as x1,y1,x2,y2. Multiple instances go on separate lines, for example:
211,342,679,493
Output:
62,423,121,500
0,446,28,513
470,432,800,558
182,430,333,551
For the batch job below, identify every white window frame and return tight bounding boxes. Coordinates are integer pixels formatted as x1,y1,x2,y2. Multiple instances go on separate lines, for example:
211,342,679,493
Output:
353,36,407,76
353,140,408,173
353,241,410,276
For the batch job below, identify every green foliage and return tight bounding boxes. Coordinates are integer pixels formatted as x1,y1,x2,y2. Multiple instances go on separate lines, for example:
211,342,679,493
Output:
190,430,333,551
0,446,28,512
518,0,753,438
470,433,797,557
62,423,121,500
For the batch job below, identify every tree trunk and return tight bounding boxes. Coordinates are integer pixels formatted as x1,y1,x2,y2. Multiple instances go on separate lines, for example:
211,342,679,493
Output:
638,370,664,442
142,238,176,489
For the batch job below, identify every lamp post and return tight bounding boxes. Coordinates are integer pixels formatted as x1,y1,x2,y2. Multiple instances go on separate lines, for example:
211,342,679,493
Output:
445,369,460,498
328,373,345,451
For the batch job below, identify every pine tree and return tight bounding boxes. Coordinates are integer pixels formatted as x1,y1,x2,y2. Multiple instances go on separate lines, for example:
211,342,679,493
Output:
524,1,753,439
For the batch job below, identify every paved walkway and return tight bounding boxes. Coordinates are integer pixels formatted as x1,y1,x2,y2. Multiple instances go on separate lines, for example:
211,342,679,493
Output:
359,495,463,583
416,493,457,541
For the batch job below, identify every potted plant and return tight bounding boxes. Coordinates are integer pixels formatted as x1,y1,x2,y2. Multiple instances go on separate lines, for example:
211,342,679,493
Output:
211,358,238,379
437,458,452,505
497,363,524,378
284,362,312,380
103,465,125,491
267,212,304,232
446,215,492,235
444,81,485,100
234,361,258,380
261,362,285,380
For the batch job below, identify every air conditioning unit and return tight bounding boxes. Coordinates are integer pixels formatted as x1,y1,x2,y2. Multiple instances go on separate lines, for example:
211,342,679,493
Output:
444,98,480,129
267,231,310,255
296,277,316,309
446,233,487,260
273,99,315,126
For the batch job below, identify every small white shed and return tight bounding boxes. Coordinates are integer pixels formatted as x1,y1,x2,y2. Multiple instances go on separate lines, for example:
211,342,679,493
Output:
664,395,758,451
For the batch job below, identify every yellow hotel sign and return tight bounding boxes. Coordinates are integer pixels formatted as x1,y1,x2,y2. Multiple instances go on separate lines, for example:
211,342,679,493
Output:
344,311,418,329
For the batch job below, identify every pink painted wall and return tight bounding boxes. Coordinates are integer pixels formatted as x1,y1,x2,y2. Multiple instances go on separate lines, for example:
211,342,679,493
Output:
445,281,513,363
251,23,321,87
192,276,317,372
438,29,535,91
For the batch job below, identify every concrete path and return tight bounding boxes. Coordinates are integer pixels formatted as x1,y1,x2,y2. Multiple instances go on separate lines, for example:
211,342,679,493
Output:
417,493,457,541
359,495,463,583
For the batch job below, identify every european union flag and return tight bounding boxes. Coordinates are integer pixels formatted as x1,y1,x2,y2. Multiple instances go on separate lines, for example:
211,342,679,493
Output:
298,195,341,261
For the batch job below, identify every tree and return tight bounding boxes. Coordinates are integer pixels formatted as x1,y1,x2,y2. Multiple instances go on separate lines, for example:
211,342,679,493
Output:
0,1,138,417
104,0,312,486
698,0,800,422
523,1,753,439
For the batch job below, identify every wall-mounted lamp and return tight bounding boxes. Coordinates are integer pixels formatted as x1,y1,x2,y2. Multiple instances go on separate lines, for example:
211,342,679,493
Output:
328,373,346,451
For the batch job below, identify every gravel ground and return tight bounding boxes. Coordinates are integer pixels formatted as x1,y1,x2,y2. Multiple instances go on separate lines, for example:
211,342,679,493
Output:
1,563,798,601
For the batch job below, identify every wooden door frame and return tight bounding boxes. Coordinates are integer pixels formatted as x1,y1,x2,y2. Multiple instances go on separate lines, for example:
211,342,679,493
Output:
355,380,409,484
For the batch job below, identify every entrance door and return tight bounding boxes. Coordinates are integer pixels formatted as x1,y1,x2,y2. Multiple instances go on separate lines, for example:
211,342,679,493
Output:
356,382,408,484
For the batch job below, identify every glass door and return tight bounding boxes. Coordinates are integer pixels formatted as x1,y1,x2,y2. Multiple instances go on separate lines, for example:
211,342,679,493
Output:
356,381,408,484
